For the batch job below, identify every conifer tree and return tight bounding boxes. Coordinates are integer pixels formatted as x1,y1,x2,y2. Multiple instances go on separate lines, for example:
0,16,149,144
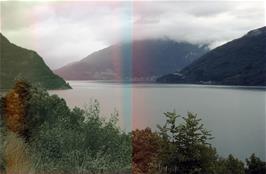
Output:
158,112,216,173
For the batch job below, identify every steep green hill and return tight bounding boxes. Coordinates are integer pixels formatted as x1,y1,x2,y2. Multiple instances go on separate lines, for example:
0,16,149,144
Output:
157,26,266,86
0,33,70,90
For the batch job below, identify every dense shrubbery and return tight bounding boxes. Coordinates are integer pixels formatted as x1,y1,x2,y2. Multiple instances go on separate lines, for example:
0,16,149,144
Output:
0,81,265,174
0,81,131,173
132,112,266,174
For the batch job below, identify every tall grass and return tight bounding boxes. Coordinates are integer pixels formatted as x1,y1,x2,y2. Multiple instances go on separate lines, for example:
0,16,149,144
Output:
3,131,34,174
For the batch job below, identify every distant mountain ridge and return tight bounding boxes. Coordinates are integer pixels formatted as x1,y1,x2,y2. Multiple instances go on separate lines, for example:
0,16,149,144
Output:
157,26,266,86
55,39,208,81
0,33,70,90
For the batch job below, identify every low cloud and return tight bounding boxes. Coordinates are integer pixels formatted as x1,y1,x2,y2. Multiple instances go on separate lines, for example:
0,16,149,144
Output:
1,1,265,69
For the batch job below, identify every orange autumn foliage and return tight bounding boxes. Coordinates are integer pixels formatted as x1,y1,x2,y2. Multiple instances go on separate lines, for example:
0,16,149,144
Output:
3,80,30,138
132,128,161,174
1,81,33,174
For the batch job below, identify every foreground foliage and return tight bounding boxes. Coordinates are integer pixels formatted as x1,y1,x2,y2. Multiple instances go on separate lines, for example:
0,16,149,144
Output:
132,111,266,174
0,81,131,173
0,81,265,174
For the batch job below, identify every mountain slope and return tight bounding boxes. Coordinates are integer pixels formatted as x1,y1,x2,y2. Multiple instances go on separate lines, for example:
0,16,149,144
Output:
157,27,266,86
0,33,70,90
55,39,207,81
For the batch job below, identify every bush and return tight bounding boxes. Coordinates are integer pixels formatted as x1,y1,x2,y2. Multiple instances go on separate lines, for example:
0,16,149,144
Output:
26,88,131,173
132,128,161,173
1,82,131,173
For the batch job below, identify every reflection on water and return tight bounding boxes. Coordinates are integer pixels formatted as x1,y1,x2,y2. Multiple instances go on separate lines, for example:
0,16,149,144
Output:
50,80,266,160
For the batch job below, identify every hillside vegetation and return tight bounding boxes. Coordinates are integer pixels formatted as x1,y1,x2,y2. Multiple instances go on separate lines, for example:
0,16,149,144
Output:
157,27,266,86
0,34,70,90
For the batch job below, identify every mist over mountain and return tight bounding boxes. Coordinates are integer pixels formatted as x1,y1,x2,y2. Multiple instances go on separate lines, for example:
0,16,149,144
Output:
157,26,266,86
55,39,208,81
0,33,70,90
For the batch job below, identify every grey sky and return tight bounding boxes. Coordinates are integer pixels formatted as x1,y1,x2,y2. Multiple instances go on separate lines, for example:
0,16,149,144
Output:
1,1,265,69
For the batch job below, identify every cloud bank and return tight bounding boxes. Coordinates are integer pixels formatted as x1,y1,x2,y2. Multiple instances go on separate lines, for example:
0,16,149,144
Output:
1,1,265,69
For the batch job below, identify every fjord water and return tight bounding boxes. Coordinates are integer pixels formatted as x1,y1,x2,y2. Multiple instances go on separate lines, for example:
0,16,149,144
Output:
49,81,266,160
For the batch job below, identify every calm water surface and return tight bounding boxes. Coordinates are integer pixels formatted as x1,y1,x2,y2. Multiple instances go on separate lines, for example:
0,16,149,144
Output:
49,81,266,160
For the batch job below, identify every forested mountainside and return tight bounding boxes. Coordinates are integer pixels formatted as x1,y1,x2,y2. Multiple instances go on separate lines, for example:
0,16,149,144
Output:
157,26,266,86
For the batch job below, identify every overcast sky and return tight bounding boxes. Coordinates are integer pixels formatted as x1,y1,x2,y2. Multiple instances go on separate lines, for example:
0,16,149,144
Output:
1,0,265,69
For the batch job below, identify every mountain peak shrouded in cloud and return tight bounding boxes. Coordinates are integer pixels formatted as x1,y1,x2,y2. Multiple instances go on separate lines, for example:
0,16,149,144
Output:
54,39,208,81
245,26,266,37
1,1,264,69
157,26,266,86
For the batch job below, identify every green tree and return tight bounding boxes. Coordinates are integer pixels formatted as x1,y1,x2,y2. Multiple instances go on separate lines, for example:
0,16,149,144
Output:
216,154,245,174
158,112,216,174
246,154,266,174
